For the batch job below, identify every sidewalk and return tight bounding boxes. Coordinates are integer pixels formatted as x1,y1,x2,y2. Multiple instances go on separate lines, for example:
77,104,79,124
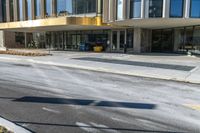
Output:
0,51,200,84
0,116,31,133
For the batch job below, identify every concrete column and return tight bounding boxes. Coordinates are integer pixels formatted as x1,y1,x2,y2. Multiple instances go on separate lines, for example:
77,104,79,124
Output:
52,0,57,17
184,0,190,18
24,32,27,48
134,28,142,53
141,0,145,18
13,0,19,21
32,0,36,19
123,0,127,19
41,0,45,18
102,0,109,22
0,31,6,50
97,0,102,16
163,0,170,18
117,31,120,50
6,0,11,22
22,0,27,20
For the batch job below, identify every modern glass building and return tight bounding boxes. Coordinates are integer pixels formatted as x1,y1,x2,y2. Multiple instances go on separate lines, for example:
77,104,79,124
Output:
0,0,200,54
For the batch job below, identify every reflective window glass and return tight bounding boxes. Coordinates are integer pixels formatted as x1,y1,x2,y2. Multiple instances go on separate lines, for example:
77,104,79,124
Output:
170,0,183,17
130,0,141,18
46,0,52,16
149,0,163,18
117,0,123,20
190,0,200,18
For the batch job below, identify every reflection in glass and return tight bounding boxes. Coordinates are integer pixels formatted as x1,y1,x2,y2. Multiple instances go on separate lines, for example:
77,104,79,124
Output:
46,0,52,16
73,0,96,14
170,0,183,17
35,0,41,17
26,0,32,20
10,0,14,21
149,0,163,18
190,0,200,18
19,0,23,20
57,0,72,16
117,0,123,20
130,0,141,18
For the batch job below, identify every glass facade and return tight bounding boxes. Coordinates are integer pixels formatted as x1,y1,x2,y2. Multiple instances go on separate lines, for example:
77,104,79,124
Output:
45,30,109,51
190,0,200,18
149,0,163,18
35,0,41,18
73,0,97,14
170,0,183,17
26,0,32,20
10,0,14,21
45,0,52,16
0,0,6,22
117,0,123,20
152,26,200,54
57,0,73,16
130,0,141,18
19,0,23,21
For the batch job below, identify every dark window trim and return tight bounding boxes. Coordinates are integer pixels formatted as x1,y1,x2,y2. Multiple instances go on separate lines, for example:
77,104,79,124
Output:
169,0,184,18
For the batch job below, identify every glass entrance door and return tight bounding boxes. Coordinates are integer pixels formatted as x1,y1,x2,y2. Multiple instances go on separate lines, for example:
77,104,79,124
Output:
112,30,126,52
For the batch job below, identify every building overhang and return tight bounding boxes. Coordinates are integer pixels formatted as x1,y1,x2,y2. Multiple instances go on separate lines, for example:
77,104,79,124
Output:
0,16,111,32
110,18,200,29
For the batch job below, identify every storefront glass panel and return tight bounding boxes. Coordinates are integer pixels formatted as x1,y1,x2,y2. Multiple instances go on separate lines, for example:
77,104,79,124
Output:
149,0,163,18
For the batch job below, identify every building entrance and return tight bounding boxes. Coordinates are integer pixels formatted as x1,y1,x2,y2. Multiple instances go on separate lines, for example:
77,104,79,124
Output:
152,29,174,52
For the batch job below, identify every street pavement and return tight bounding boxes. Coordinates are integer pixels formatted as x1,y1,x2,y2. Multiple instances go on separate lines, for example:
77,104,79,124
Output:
0,59,200,133
0,51,200,83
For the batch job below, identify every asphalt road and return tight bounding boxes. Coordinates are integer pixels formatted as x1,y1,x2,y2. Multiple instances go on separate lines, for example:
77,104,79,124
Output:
0,60,200,133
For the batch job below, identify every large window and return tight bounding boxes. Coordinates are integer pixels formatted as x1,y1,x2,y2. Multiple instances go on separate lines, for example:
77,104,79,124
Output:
0,0,6,22
130,0,141,18
149,0,163,18
190,0,200,18
117,0,123,20
35,0,41,18
170,0,183,17
19,0,23,21
73,0,96,14
26,0,32,20
57,0,73,16
10,0,14,21
45,0,52,16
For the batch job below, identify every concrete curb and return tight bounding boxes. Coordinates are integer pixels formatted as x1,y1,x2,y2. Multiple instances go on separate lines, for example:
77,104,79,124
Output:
0,56,199,84
0,116,31,133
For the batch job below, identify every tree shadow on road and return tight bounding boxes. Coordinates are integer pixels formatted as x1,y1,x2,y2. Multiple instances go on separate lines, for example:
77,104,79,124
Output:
13,96,156,109
13,121,183,133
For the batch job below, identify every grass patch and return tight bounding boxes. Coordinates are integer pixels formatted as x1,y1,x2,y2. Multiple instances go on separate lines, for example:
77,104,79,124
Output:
0,50,49,56
0,126,13,133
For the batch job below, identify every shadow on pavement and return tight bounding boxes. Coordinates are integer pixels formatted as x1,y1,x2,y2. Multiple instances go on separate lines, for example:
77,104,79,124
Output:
73,57,195,71
13,121,182,133
13,96,156,109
